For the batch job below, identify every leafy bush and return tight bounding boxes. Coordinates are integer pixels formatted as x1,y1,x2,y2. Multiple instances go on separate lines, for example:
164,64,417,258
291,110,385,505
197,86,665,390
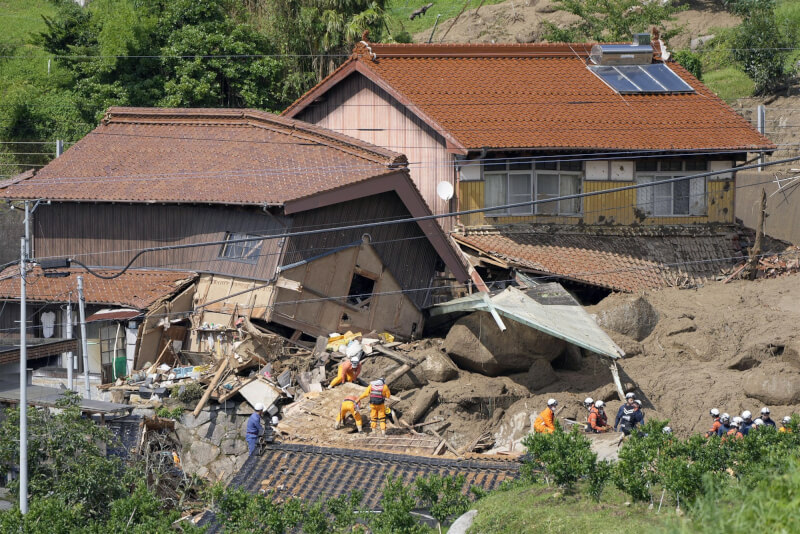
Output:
173,381,204,404
414,473,470,526
373,475,427,534
727,0,790,94
613,419,671,502
673,50,702,80
589,459,613,502
522,422,598,493
155,405,185,419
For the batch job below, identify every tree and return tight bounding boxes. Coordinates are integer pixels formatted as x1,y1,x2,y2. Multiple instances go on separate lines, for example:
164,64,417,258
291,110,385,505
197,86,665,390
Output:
726,0,790,95
541,0,686,43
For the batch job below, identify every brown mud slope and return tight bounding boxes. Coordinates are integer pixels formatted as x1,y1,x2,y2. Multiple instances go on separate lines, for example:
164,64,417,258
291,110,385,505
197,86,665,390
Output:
488,273,800,453
415,0,739,49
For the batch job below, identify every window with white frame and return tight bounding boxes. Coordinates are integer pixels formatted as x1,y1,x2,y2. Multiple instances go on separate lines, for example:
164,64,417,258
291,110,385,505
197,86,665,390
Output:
219,232,263,263
484,160,583,216
635,159,708,216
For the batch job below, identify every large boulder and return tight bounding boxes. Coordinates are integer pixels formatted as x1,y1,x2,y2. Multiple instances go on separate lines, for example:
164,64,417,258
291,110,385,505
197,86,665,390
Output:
418,349,459,382
444,312,567,376
518,358,558,391
743,363,800,404
591,294,659,341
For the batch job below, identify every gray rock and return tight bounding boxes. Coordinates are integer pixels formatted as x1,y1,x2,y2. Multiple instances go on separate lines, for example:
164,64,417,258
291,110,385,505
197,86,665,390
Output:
181,410,211,429
743,364,800,404
690,34,715,51
593,295,659,341
185,441,220,471
175,424,194,449
448,509,478,534
419,350,459,382
445,311,566,376
221,438,248,456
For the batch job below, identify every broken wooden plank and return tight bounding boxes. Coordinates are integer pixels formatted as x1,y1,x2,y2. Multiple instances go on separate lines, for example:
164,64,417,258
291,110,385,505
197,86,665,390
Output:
431,428,461,458
217,377,255,403
193,358,229,417
723,263,746,284
407,389,438,424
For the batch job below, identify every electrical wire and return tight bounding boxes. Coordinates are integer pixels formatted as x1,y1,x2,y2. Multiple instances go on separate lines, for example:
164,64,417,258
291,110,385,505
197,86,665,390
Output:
2,247,797,335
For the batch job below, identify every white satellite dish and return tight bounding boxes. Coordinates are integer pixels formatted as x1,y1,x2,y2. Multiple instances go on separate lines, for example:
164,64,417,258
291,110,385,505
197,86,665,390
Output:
436,181,454,201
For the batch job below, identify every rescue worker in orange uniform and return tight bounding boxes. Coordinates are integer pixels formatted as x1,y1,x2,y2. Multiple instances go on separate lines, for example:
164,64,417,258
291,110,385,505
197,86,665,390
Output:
358,378,390,436
779,416,793,433
334,395,363,433
588,400,611,433
328,354,363,388
533,399,558,433
726,417,744,440
705,408,722,438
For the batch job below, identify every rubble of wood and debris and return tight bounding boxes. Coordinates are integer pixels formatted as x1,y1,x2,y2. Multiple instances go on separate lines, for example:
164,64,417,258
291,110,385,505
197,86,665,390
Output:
720,245,800,283
97,281,634,462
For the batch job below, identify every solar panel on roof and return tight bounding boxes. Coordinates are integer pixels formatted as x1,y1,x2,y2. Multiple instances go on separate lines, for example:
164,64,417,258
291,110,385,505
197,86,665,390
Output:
588,63,694,94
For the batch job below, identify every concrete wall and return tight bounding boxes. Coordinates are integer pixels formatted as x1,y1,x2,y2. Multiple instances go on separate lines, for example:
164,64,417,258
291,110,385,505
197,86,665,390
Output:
736,170,800,245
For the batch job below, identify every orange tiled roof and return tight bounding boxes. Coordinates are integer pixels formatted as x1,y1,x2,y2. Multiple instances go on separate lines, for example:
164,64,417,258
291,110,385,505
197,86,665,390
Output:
0,266,196,310
284,42,774,153
455,225,745,292
0,107,407,205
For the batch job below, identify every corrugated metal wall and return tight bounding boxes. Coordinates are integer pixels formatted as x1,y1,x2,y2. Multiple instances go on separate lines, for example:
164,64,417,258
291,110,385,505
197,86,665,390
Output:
283,192,440,309
34,203,287,279
295,73,456,231
459,179,735,227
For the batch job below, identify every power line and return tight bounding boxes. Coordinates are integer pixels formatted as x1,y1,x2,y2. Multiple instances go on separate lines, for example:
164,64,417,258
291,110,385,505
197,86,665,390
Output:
22,154,800,280
3,247,797,335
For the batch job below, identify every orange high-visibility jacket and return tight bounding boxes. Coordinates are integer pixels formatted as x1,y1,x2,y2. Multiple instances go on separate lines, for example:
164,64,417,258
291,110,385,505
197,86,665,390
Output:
588,410,607,432
533,407,555,434
706,419,721,438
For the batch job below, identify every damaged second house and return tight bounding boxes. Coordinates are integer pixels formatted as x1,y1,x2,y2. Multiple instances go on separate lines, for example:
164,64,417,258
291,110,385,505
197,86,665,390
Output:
0,107,472,390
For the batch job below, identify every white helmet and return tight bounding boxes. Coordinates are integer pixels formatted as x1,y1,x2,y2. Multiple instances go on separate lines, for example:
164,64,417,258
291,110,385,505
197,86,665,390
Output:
754,418,764,426
721,412,730,423
595,400,605,408
662,426,672,434
742,410,752,421
254,403,265,412
634,400,642,407
761,407,770,415
782,416,792,425
373,378,385,386
350,355,361,366
625,392,635,399
547,398,558,407
733,416,743,425
584,397,594,405
730,419,740,428
710,408,720,417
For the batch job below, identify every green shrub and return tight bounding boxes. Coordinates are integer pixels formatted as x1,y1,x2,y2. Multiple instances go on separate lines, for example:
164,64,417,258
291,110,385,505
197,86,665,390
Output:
414,473,470,526
173,381,204,404
155,405,184,419
698,67,754,101
372,475,427,534
673,50,702,80
589,459,613,502
613,419,671,502
521,422,597,493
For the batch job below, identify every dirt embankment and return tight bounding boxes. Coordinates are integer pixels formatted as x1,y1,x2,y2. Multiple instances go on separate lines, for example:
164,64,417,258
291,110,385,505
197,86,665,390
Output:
385,273,800,455
415,0,739,48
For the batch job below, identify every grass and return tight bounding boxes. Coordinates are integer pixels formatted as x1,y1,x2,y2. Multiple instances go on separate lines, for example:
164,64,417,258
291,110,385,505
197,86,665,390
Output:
0,0,56,50
469,482,672,534
386,0,506,37
701,67,754,101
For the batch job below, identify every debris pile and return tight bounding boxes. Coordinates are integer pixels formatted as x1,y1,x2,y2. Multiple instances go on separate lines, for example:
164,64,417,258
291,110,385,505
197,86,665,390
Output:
722,246,800,282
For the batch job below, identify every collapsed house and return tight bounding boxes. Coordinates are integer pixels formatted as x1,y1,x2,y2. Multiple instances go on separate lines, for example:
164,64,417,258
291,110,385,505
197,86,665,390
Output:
0,266,195,384
0,107,473,385
282,35,775,297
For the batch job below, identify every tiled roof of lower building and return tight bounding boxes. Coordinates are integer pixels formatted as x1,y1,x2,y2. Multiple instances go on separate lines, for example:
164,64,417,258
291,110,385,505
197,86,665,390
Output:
229,442,519,510
0,266,196,310
455,225,745,292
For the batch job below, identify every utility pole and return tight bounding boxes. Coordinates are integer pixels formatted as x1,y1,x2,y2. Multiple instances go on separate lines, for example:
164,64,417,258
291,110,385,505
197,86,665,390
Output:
66,294,73,390
18,237,28,515
78,276,90,399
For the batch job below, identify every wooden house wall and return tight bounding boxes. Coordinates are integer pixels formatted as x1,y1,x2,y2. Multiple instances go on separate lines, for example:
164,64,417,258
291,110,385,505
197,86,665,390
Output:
294,72,456,231
34,203,287,279
282,192,441,309
272,243,423,338
459,178,735,227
